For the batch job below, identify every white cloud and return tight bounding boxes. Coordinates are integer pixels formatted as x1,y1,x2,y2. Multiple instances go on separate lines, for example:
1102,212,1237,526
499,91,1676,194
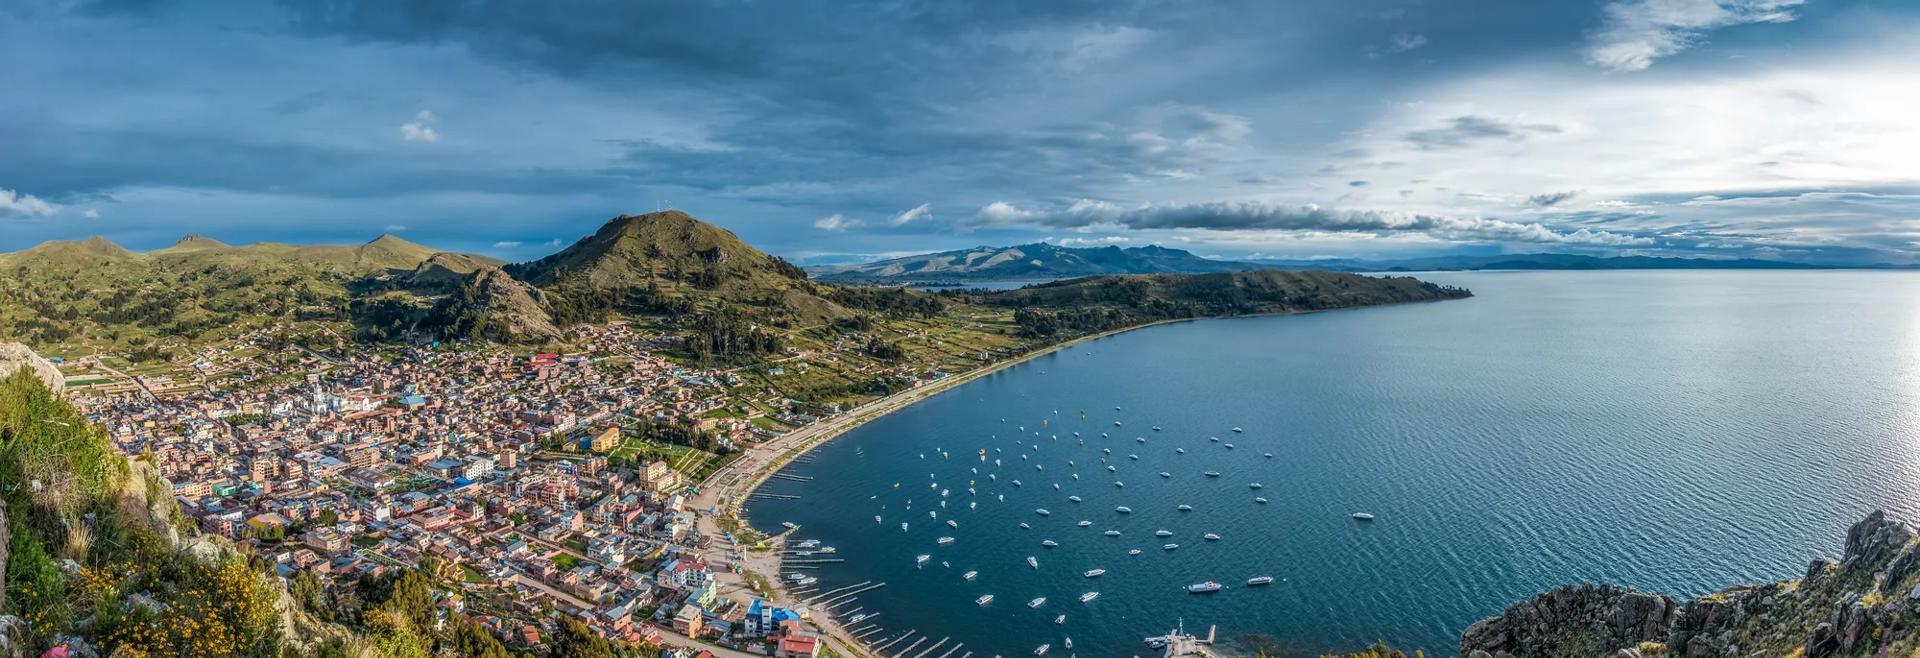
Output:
400,110,441,143
0,187,59,218
492,240,522,248
384,224,409,232
813,214,862,232
888,203,932,226
1370,32,1428,58
973,199,1653,246
543,238,564,248
1341,44,1920,215
1586,0,1805,72
82,208,100,219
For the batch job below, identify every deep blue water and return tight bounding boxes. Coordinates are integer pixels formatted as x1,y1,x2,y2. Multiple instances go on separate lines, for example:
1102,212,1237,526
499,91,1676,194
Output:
747,271,1920,657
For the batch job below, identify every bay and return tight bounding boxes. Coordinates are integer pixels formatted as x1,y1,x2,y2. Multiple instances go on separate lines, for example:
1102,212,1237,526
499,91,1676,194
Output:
747,271,1920,657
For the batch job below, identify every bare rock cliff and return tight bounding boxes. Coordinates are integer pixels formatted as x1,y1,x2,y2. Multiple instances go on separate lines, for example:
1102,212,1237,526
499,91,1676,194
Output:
1463,511,1920,658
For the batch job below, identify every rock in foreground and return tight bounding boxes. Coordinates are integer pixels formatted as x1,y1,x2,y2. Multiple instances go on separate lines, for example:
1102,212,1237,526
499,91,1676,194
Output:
1462,510,1920,657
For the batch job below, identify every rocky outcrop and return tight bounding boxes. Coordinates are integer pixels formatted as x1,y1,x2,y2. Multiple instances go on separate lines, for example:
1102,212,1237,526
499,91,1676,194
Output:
0,342,61,393
1462,511,1920,658
1461,584,1676,658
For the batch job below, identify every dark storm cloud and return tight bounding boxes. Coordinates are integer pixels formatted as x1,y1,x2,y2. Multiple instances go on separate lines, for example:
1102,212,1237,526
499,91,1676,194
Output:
1527,190,1580,207
1405,115,1564,151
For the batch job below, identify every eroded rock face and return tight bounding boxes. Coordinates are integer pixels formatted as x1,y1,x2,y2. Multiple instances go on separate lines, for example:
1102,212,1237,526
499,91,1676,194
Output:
1462,511,1920,658
1460,584,1676,657
0,342,61,393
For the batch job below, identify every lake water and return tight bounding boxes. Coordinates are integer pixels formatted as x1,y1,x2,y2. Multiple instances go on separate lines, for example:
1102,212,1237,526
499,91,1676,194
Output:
747,271,1920,657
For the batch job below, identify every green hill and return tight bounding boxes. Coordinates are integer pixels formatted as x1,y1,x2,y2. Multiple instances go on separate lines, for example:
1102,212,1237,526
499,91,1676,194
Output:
508,211,850,327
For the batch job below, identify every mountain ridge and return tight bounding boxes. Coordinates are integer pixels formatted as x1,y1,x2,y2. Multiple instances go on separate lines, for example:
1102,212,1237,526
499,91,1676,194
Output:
813,242,1264,281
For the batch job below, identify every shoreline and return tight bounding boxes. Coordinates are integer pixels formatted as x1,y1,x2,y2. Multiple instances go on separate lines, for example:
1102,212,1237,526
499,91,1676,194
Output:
686,298,1458,658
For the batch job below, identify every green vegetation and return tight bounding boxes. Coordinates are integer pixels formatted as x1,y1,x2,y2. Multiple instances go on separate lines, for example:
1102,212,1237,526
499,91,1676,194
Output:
3,369,285,657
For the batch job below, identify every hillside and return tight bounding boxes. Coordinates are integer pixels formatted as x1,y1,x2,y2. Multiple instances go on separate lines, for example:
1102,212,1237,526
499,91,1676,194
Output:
815,242,1262,281
0,350,355,658
0,233,500,357
1460,510,1920,658
423,265,563,343
507,211,851,326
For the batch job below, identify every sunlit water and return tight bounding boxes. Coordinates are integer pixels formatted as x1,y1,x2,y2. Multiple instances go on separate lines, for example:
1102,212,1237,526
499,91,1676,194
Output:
747,271,1920,657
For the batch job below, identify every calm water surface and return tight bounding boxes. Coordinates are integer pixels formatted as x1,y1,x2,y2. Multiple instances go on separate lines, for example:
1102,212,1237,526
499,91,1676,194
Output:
747,271,1920,657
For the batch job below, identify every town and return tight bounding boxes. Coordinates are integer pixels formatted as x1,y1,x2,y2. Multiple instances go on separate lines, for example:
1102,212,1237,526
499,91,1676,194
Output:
57,321,913,658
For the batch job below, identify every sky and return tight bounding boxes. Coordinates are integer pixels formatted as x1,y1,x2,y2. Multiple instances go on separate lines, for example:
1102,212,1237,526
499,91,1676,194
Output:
4,0,1920,265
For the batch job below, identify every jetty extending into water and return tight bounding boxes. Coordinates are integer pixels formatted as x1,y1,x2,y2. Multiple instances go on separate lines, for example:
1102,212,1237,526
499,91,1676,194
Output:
1143,620,1218,658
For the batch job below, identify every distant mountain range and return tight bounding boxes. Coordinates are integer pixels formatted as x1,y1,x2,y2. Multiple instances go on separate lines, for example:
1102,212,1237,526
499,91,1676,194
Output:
811,243,1265,281
1246,253,1839,272
811,243,1862,282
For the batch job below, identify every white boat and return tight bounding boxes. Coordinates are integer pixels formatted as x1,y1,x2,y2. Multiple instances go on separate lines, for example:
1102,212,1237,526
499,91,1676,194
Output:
1102,448,1111,454
1163,543,1179,550
1249,483,1263,489
1203,471,1221,477
1019,522,1031,529
1232,427,1244,433
948,519,959,528
1224,443,1234,449
1203,533,1221,541
874,515,882,524
1065,637,1074,650
1177,504,1192,511
1159,472,1172,478
1155,530,1173,537
1247,576,1274,586
1054,614,1066,624
1151,426,1162,431
1042,539,1059,547
1035,508,1051,516
1084,568,1106,577
901,522,910,531
1129,549,1143,555
1129,454,1139,460
977,594,994,605
1264,453,1274,458
1028,556,1039,569
1068,495,1082,503
1029,597,1047,608
1176,448,1186,454
1013,480,1022,487
916,554,931,564
1034,643,1050,656
938,536,955,545
1079,592,1099,603
1352,512,1376,520
1255,497,1268,503
1104,530,1121,536
1115,506,1132,513
1210,437,1219,442
1188,580,1223,593
1106,465,1116,472
1114,481,1124,488
964,570,978,580
1136,437,1146,443
1077,520,1093,527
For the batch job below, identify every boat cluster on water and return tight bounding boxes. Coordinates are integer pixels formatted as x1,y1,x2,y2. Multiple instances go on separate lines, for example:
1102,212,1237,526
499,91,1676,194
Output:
797,408,1378,658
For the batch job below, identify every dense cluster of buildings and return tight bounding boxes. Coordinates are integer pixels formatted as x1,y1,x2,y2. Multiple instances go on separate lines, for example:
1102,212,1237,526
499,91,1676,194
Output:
66,326,832,655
